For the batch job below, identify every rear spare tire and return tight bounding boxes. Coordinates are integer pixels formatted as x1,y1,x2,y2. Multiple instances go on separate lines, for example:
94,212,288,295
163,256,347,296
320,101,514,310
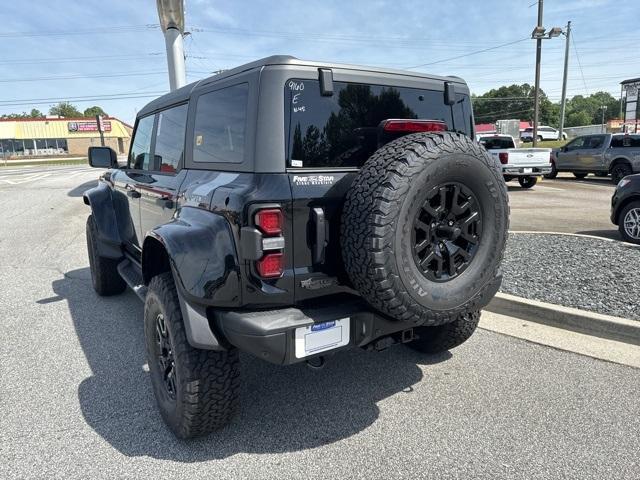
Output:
341,132,509,326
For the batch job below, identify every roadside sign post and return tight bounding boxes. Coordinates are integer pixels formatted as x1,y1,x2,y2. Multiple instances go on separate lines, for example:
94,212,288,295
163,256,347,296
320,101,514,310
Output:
95,115,105,146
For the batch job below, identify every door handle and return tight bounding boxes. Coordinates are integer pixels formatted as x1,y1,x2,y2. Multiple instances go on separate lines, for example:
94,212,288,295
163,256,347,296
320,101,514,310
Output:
155,197,174,209
126,189,141,199
311,207,328,264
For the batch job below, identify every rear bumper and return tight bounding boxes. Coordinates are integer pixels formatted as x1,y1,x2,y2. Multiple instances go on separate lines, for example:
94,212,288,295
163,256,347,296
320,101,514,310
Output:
214,299,413,365
502,165,551,176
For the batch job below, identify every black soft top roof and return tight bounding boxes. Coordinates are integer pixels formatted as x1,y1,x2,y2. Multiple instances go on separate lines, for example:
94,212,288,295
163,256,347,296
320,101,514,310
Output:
136,55,468,118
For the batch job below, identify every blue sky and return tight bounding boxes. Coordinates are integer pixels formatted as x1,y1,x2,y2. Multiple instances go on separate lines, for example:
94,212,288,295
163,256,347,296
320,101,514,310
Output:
0,0,636,123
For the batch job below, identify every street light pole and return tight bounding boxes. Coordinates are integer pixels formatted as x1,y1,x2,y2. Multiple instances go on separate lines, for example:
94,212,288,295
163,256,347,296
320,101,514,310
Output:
532,0,544,147
558,21,571,142
157,0,186,91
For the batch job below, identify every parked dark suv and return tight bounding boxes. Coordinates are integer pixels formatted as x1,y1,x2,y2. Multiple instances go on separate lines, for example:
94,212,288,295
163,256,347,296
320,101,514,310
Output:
83,56,509,438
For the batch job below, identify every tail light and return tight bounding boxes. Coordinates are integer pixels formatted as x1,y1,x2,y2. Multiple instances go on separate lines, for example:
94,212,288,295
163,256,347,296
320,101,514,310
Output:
253,207,285,278
498,152,509,164
256,253,284,278
381,119,447,133
255,208,283,235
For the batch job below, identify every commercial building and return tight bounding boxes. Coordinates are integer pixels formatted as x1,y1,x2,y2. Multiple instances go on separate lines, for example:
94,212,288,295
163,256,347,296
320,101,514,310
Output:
0,116,132,158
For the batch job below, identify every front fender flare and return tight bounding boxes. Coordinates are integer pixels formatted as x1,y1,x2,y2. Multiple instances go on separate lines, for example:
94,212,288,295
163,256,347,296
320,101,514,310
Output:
83,181,122,259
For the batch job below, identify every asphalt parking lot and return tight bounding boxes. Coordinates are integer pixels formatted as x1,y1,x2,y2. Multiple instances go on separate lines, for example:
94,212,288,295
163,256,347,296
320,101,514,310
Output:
1,166,639,479
507,173,618,238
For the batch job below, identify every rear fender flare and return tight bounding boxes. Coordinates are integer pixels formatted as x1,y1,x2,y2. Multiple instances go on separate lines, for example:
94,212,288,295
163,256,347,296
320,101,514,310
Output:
143,207,241,308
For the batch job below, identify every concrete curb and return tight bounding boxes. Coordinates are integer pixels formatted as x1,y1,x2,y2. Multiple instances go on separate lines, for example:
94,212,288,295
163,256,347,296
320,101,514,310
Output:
486,292,640,346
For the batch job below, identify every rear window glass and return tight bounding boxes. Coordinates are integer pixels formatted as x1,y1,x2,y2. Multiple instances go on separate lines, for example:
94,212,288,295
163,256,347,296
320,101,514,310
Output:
284,79,472,168
193,83,248,163
479,137,515,149
611,135,640,148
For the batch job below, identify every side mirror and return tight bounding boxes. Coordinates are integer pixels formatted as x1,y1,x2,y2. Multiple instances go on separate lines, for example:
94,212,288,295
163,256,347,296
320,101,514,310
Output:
88,146,117,168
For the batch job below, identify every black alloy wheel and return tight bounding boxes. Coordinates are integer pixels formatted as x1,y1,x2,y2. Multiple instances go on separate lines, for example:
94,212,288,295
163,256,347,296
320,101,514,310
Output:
155,312,177,401
412,183,482,282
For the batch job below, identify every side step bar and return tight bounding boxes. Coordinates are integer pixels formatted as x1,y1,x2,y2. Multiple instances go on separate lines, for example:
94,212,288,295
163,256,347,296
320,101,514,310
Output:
117,259,147,301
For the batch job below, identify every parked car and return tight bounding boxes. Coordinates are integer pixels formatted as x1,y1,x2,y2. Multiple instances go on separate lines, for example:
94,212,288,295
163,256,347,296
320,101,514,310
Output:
82,56,509,438
545,133,640,184
611,173,640,244
521,126,567,142
478,134,552,188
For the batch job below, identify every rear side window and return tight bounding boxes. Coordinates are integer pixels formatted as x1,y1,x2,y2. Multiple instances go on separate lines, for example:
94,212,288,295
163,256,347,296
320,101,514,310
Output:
611,135,640,148
284,79,472,168
193,83,248,163
129,114,154,170
151,103,188,173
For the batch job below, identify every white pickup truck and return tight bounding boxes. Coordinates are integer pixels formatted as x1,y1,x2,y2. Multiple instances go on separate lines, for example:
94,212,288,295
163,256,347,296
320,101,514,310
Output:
478,134,552,189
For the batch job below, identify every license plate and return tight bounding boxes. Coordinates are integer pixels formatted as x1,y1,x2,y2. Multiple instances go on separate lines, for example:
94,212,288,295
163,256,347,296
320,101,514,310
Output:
523,168,533,173
295,318,350,358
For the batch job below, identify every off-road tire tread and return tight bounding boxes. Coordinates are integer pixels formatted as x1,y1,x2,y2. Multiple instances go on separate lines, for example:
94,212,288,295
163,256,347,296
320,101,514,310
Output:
86,215,126,296
341,132,508,326
408,310,480,353
146,273,240,439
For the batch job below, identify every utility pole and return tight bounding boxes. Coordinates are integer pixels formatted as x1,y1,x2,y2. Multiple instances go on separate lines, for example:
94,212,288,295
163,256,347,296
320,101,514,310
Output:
601,105,607,133
532,0,544,147
157,0,186,91
558,21,571,142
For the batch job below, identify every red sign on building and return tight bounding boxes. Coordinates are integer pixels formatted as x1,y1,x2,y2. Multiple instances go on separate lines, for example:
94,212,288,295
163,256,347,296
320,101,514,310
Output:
67,121,112,133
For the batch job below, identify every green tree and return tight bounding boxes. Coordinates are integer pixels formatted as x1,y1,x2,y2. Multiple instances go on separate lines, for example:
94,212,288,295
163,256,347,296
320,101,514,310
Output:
563,91,619,127
49,102,81,118
29,108,43,118
83,105,107,117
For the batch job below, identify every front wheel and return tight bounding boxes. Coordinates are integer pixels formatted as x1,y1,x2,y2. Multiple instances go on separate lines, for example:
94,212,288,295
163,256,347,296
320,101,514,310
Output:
573,172,588,179
86,215,126,296
518,176,538,189
407,311,480,354
144,272,240,439
611,163,633,185
618,201,640,245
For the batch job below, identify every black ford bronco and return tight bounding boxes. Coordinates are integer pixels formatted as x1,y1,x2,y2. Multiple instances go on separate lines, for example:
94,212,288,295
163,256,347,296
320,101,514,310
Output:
84,56,508,438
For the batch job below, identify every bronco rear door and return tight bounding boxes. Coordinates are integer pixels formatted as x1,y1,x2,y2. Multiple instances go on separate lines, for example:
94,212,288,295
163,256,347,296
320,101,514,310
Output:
283,75,473,302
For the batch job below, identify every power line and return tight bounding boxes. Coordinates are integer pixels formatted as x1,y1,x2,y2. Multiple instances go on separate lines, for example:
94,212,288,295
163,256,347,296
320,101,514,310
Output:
0,24,159,38
0,70,210,83
0,53,165,66
0,93,166,108
405,37,530,69
571,34,589,95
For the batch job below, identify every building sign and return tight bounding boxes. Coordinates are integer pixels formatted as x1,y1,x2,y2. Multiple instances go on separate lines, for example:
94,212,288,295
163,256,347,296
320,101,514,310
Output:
67,121,112,133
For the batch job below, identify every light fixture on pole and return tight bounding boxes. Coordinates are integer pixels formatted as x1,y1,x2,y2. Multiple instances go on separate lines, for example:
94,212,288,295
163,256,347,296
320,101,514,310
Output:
157,0,186,91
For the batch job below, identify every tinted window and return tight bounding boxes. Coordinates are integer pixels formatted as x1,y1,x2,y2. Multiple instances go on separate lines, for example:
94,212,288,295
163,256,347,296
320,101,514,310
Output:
479,136,515,149
586,135,605,149
152,103,187,173
565,137,586,151
130,115,155,170
285,79,471,168
193,83,248,163
611,135,640,148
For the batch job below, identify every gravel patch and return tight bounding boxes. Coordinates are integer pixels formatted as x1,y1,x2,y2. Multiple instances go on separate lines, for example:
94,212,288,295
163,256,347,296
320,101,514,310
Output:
500,233,640,321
